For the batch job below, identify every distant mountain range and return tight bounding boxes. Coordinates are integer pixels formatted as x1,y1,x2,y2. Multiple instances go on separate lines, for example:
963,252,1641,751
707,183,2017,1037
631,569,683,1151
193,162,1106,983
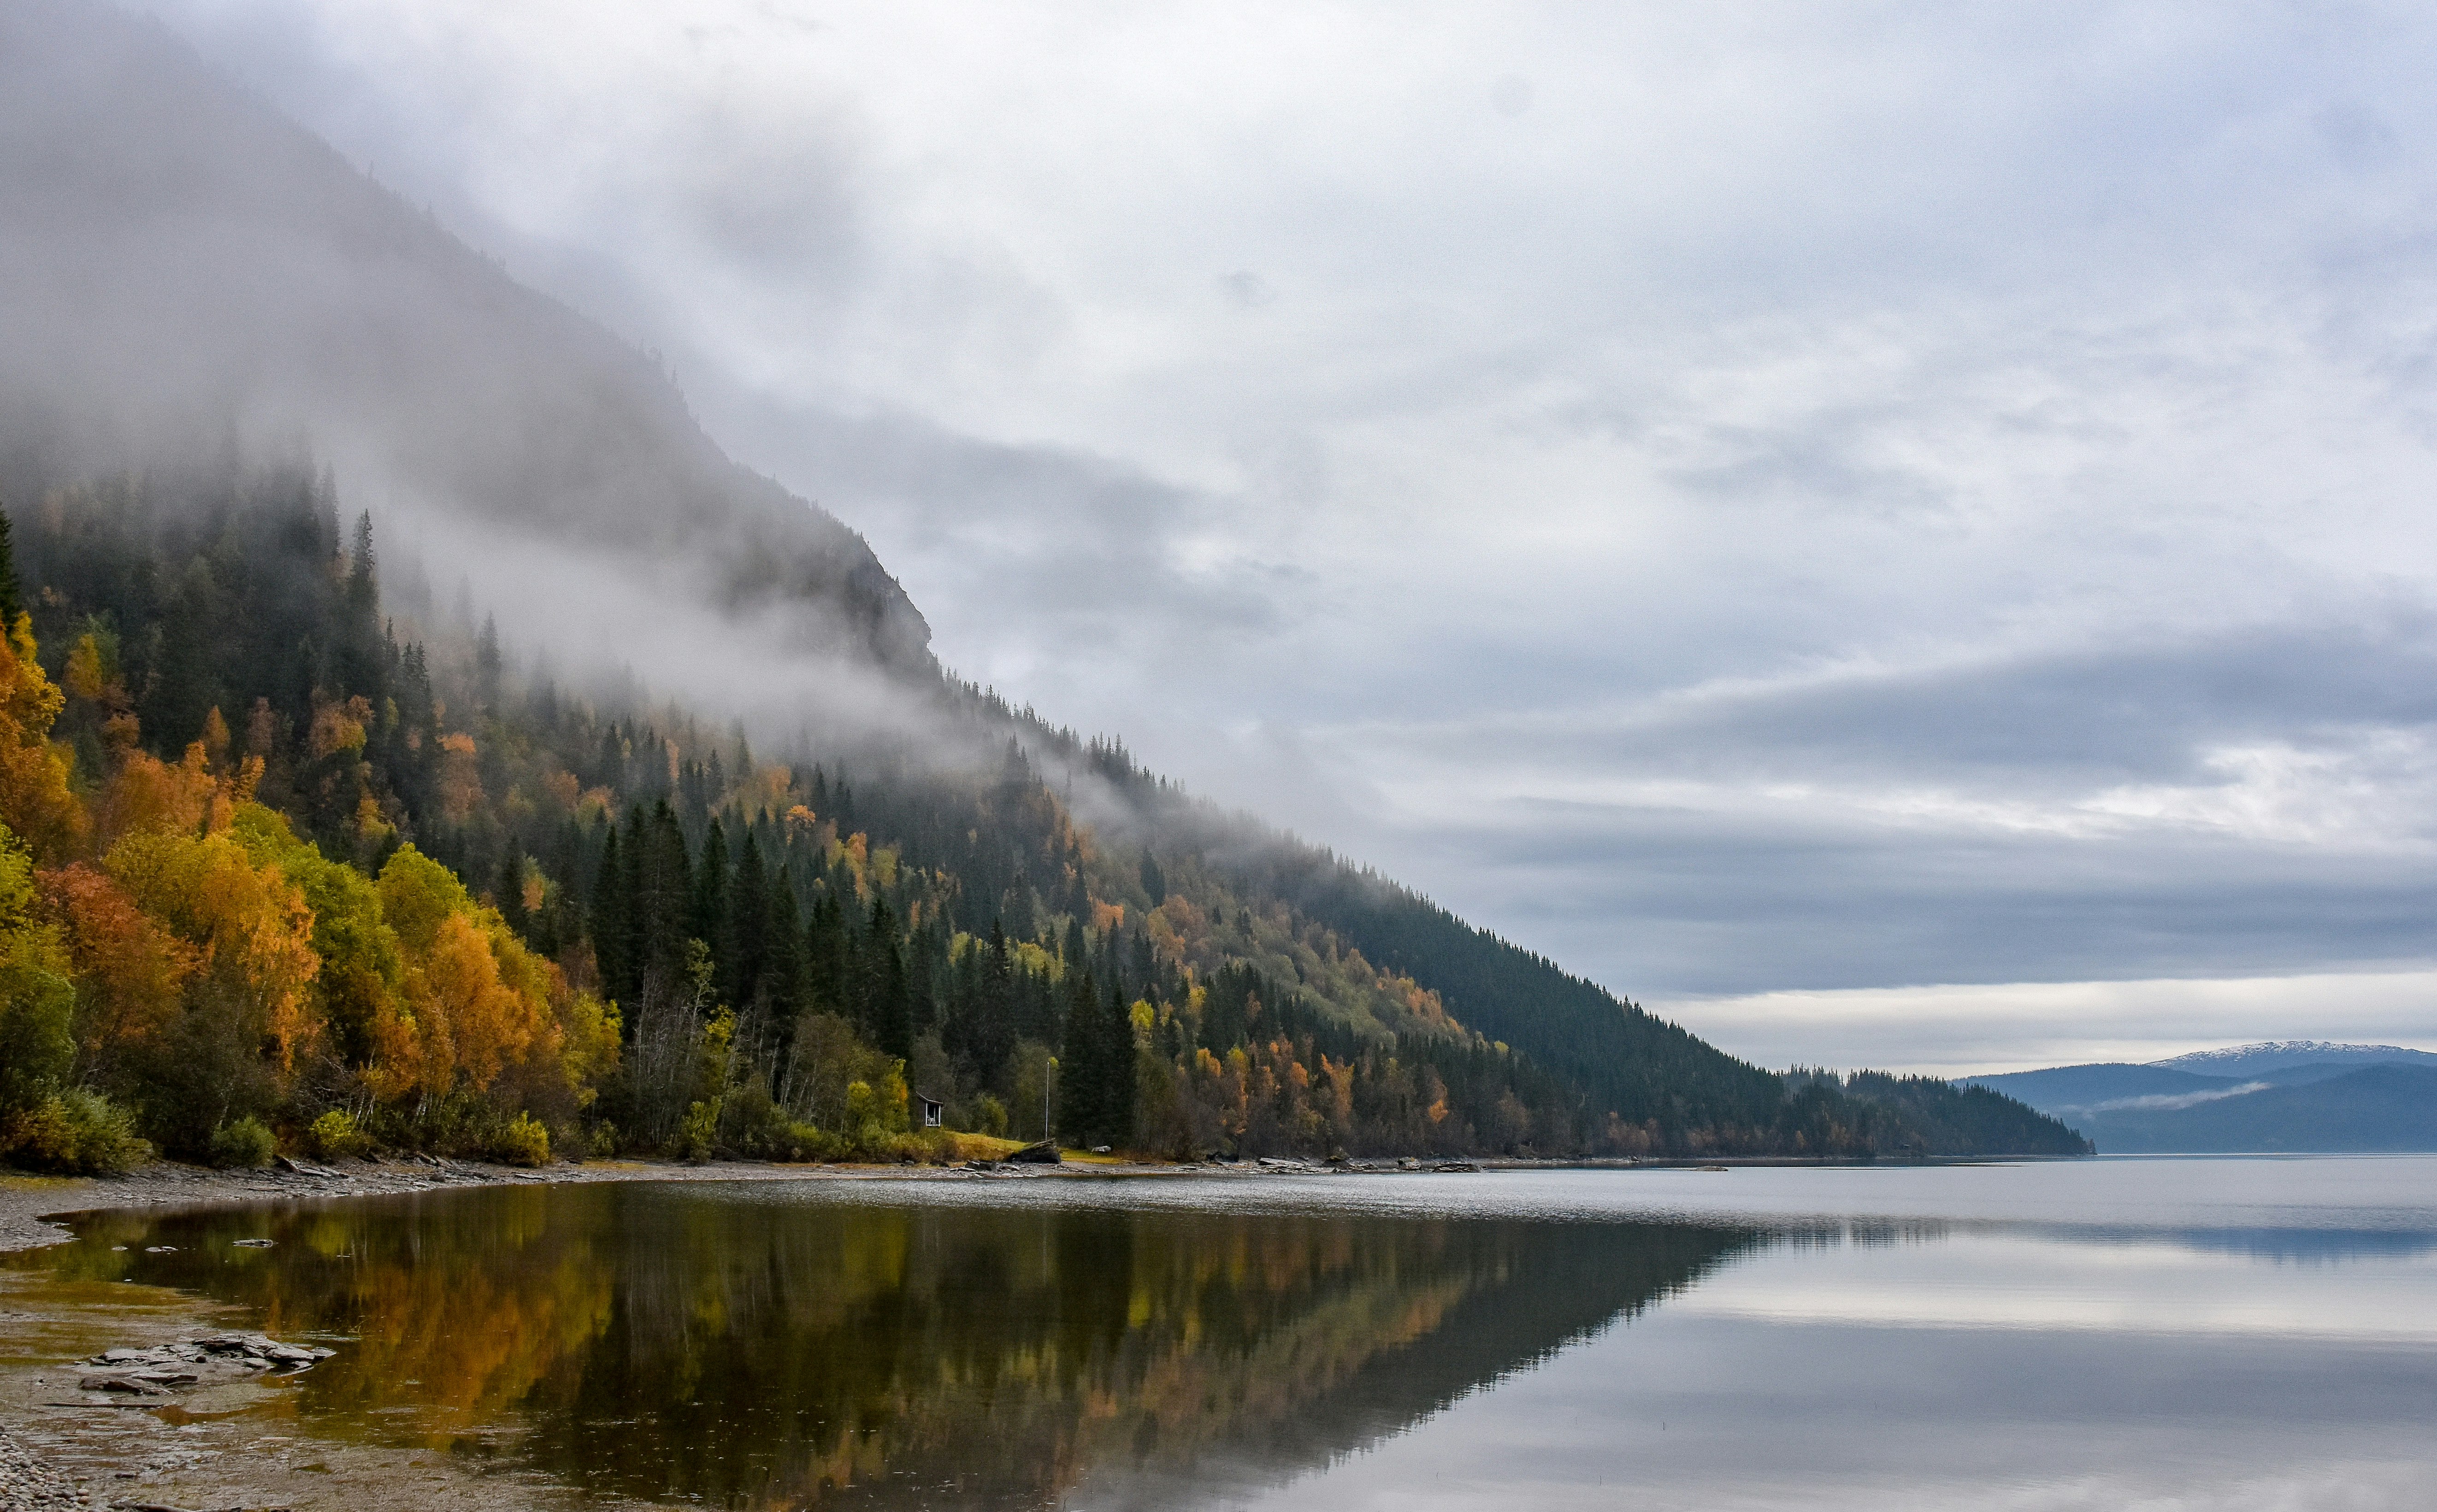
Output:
1961,1042,2437,1153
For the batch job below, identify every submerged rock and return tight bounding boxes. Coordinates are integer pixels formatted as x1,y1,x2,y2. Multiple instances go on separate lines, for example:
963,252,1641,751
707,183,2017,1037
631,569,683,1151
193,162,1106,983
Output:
76,1331,335,1397
77,1374,167,1394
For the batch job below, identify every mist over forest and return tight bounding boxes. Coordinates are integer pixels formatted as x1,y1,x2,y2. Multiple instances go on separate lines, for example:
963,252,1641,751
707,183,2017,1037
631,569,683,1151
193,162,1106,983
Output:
0,0,2084,1174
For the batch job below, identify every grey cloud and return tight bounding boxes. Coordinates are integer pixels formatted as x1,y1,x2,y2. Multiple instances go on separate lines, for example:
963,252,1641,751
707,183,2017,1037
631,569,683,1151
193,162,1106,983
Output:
696,381,1316,660
1408,798,2437,998
1404,614,2437,788
58,0,2437,1060
673,125,862,281
1220,271,1275,307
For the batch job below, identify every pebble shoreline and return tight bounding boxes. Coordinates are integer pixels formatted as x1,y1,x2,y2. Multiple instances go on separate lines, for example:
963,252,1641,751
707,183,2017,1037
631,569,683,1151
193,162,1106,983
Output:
0,1422,85,1509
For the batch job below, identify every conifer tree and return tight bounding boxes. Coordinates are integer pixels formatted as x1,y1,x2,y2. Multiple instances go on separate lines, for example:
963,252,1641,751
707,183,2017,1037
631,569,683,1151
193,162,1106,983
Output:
1053,971,1139,1149
0,501,21,630
861,897,912,1059
727,828,770,1012
1062,915,1086,972
1056,968,1102,1145
692,817,730,966
1100,981,1138,1148
763,874,808,1027
632,801,693,997
806,890,847,1016
590,828,631,1009
497,841,531,941
474,612,502,718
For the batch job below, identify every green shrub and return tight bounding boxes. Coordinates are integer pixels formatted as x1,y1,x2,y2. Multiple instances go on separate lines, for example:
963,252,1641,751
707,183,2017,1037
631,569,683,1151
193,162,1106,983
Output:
678,1100,718,1164
492,1112,551,1167
0,1089,150,1174
968,1093,1009,1138
714,1078,832,1161
207,1115,276,1169
872,1130,942,1164
305,1109,372,1160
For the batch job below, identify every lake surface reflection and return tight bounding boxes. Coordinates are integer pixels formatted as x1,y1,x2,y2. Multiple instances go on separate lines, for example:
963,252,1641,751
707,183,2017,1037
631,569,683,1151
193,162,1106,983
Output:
16,1157,2437,1509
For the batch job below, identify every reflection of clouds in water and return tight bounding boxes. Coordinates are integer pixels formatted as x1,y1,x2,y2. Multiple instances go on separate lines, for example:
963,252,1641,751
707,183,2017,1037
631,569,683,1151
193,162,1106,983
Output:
20,1164,2436,1511
824,1156,2437,1240
1226,1168,2437,1512
1236,1311,2437,1512
1674,1229,2437,1340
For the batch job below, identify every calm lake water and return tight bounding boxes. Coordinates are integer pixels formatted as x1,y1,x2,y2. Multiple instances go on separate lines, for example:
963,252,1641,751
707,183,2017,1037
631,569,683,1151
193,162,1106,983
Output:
13,1157,2437,1509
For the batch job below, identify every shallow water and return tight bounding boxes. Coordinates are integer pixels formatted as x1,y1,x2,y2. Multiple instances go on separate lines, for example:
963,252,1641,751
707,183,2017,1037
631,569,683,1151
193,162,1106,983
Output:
12,1156,2436,1509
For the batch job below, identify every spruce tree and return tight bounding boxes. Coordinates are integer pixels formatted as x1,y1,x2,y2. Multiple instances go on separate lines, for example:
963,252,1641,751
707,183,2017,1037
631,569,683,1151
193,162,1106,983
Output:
806,890,846,1016
1062,915,1086,972
692,818,730,970
877,931,912,1062
1101,981,1138,1148
727,829,770,1012
497,843,531,941
859,897,913,1058
474,613,502,717
590,829,631,1011
0,501,23,630
764,877,808,1027
632,801,693,996
1056,968,1102,1145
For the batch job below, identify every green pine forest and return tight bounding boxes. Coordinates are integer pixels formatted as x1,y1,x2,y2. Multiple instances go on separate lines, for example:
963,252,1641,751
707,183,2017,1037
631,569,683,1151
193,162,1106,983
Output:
0,464,2089,1172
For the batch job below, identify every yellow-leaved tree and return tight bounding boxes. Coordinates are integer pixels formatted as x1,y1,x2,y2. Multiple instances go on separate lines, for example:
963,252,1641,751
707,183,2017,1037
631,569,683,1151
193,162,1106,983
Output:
0,614,85,862
365,845,614,1150
99,823,321,1155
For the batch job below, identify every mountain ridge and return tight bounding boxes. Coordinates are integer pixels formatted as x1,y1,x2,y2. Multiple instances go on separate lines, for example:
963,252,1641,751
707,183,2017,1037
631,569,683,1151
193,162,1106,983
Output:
1962,1042,2437,1153
2148,1041,2437,1077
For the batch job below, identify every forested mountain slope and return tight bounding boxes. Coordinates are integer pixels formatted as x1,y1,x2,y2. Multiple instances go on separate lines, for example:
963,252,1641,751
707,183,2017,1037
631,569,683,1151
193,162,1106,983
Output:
0,0,2082,1170
0,476,2084,1167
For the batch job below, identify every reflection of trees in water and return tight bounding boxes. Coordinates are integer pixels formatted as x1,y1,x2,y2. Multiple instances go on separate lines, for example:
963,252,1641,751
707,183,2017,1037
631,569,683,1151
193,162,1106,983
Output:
34,1187,1764,1508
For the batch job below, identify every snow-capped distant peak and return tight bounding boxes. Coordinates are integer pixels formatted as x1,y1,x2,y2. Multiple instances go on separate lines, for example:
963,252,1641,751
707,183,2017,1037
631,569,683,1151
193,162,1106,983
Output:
2148,1041,2437,1077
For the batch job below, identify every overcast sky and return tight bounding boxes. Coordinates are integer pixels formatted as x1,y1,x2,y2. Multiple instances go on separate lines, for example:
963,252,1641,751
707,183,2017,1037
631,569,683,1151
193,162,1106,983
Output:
133,0,2437,1071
